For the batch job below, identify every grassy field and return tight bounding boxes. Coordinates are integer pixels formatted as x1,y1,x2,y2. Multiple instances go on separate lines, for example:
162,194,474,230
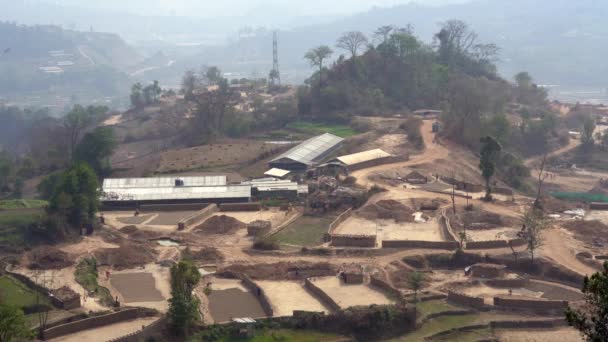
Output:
275,215,333,247
286,121,358,138
0,199,48,210
0,275,48,308
416,300,460,317
0,210,43,246
389,314,479,342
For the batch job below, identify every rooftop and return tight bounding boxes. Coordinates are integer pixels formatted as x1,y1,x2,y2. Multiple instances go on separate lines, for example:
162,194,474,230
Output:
102,176,227,189
101,184,251,202
264,168,291,178
270,133,344,166
335,149,393,166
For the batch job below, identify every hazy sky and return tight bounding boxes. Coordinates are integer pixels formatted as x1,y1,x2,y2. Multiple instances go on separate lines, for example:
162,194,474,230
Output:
51,0,472,17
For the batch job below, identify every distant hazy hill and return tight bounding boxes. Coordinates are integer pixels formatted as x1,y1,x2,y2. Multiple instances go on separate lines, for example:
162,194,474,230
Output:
192,0,608,88
0,22,143,112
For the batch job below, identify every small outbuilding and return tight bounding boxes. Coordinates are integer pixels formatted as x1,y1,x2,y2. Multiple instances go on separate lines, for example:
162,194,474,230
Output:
264,168,291,179
50,286,81,310
269,133,344,171
340,265,364,284
405,171,428,184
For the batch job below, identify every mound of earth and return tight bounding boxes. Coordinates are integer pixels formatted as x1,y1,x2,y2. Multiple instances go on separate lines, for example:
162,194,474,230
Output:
28,247,73,270
119,225,138,234
220,262,336,281
186,247,225,263
195,215,246,234
119,225,163,240
409,198,449,211
358,199,414,222
94,244,157,270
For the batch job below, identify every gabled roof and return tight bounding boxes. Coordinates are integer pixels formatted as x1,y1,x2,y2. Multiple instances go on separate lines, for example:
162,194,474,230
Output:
102,176,226,189
335,149,393,166
270,133,344,166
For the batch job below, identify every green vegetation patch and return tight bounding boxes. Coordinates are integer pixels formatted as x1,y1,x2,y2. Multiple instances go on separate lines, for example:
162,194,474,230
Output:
275,216,333,247
0,211,43,246
388,314,478,342
416,300,459,318
286,121,358,138
551,192,608,203
0,199,48,210
193,328,343,342
432,327,493,342
0,275,48,308
74,258,113,306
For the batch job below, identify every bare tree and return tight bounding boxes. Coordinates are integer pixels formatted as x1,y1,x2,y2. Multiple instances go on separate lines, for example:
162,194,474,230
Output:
534,152,550,209
520,209,549,264
181,69,199,101
336,31,369,59
32,270,55,336
374,25,394,45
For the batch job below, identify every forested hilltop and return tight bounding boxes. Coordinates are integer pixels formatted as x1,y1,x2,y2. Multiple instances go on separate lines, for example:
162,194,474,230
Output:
298,21,570,191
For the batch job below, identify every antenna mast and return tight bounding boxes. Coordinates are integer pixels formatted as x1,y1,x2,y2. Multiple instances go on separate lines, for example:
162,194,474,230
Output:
270,31,281,87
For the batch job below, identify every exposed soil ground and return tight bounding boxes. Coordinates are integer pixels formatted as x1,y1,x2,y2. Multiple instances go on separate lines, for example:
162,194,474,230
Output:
110,272,164,302
335,216,443,242
206,278,266,323
310,276,393,308
27,247,74,270
195,215,246,235
256,280,328,316
561,219,608,248
220,262,336,281
48,317,159,342
94,244,157,270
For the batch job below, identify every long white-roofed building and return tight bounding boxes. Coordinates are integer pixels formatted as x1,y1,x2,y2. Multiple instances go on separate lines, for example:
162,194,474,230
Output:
268,133,344,171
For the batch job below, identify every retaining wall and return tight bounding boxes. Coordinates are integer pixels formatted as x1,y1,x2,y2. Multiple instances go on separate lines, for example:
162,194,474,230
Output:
369,276,405,305
438,211,457,242
241,275,274,317
42,309,139,340
484,277,529,288
327,208,353,235
596,255,608,260
447,291,485,309
508,239,526,248
382,240,460,250
108,316,167,342
590,202,608,210
466,240,508,249
219,202,261,212
493,297,568,312
304,278,341,312
177,204,217,230
331,235,377,248
140,203,209,212
489,318,567,329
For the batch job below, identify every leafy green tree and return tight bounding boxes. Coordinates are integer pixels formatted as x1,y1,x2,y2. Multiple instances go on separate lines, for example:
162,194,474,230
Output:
566,262,608,342
0,305,32,342
514,71,532,88
63,105,94,161
74,127,117,177
479,136,502,201
130,82,144,108
168,260,201,336
407,271,424,303
49,163,99,228
205,66,223,85
581,115,596,149
304,45,333,92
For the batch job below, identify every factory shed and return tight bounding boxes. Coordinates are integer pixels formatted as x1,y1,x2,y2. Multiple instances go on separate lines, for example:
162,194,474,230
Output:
102,176,227,188
269,133,344,171
333,149,394,171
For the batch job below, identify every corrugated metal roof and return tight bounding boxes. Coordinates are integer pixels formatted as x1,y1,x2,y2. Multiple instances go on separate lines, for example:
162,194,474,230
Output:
101,185,251,202
264,168,291,178
270,133,343,165
102,176,227,189
335,149,393,166
255,183,299,192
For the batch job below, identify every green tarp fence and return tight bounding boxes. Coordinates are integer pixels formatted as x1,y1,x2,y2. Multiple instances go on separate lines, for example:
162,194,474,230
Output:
551,192,608,203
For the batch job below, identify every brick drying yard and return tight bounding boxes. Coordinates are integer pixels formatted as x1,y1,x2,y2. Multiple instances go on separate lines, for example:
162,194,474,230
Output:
310,276,393,309
256,280,328,316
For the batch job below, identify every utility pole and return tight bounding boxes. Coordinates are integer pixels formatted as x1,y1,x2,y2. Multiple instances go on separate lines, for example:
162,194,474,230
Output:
269,31,281,89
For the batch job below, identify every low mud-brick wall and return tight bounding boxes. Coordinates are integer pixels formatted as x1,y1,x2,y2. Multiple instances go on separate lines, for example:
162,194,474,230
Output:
370,276,405,305
382,240,460,250
240,275,274,317
493,297,568,312
304,278,341,312
219,202,261,212
178,204,217,230
42,309,141,340
466,240,508,249
327,208,353,235
331,234,377,247
447,291,485,309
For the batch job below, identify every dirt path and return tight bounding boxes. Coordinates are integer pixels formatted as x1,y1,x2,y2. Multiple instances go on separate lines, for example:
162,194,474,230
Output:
540,227,597,276
78,46,95,66
524,138,580,168
352,120,449,187
48,317,159,342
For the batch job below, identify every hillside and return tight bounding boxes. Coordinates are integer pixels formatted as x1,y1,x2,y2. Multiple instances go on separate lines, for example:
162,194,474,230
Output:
0,22,143,113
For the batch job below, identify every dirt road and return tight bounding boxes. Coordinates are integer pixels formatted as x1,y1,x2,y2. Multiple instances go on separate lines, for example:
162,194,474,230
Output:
540,227,597,276
524,138,580,168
